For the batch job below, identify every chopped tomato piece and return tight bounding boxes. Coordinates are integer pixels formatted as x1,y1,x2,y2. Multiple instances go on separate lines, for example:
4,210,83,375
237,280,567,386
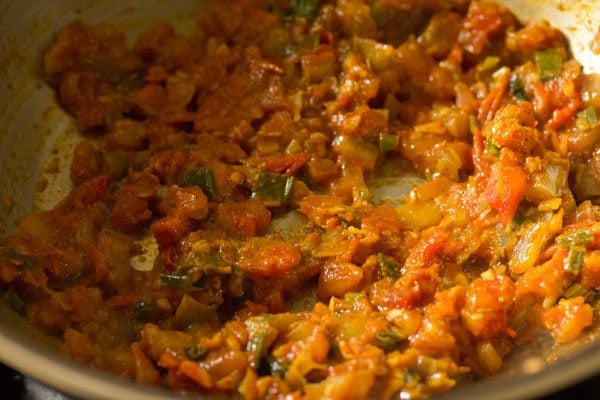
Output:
542,297,593,344
486,153,527,224
215,200,271,238
238,238,301,277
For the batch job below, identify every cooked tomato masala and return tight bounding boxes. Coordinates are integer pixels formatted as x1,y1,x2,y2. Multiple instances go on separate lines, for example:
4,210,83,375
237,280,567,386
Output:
2,0,600,398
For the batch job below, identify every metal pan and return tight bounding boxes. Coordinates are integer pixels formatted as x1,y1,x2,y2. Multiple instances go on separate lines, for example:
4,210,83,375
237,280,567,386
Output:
1,1,600,398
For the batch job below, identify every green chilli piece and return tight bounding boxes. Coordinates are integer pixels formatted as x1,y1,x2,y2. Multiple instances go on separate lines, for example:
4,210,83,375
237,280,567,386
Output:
563,283,588,299
485,139,501,157
255,172,294,202
535,49,563,81
292,0,319,21
267,358,289,377
556,229,593,248
179,167,218,201
536,331,554,348
186,345,207,361
103,151,129,180
2,248,38,269
377,253,401,280
247,331,266,364
512,213,526,226
245,317,272,369
509,75,527,101
379,133,399,154
160,273,190,288
285,139,303,154
405,370,420,384
132,299,154,321
371,1,394,27
374,330,404,352
469,115,478,134
4,290,26,315
564,245,586,275
578,107,598,125
478,56,500,72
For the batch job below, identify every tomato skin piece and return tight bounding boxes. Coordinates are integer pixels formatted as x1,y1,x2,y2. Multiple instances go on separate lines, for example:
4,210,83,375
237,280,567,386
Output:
170,186,208,221
318,261,364,299
151,214,190,248
404,227,448,269
361,204,402,235
461,275,515,339
238,238,301,277
486,156,528,224
215,201,271,239
581,251,600,290
460,3,504,55
65,175,108,209
260,152,308,175
110,183,154,232
542,297,593,344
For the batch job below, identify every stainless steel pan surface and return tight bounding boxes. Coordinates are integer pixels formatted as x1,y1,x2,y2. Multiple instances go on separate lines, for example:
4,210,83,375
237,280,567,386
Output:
1,1,600,399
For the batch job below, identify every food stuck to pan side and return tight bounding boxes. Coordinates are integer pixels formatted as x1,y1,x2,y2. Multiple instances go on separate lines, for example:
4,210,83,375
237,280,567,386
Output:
2,0,600,398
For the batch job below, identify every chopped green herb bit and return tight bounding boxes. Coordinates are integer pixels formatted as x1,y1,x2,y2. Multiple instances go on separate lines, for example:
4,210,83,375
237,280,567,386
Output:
285,139,302,154
556,229,593,248
536,331,554,348
264,29,295,58
247,331,266,354
186,345,207,361
160,273,190,288
303,34,320,50
4,290,26,315
371,2,394,27
564,245,585,275
563,283,588,299
1,248,38,269
179,167,218,200
509,75,527,101
469,115,478,134
578,107,598,125
535,49,563,81
292,0,319,21
335,137,379,170
246,318,272,369
254,172,294,202
377,253,400,280
343,292,363,302
379,133,399,154
512,214,526,227
485,139,501,157
478,56,500,72
132,299,154,321
267,358,289,377
405,370,420,384
375,331,404,352
103,151,129,179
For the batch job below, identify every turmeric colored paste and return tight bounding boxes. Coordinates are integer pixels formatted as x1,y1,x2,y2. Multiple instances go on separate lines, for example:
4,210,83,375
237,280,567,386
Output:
2,1,600,398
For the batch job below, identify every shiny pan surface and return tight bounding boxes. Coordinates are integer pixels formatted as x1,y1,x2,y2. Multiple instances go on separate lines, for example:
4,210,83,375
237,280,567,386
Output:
1,1,600,399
